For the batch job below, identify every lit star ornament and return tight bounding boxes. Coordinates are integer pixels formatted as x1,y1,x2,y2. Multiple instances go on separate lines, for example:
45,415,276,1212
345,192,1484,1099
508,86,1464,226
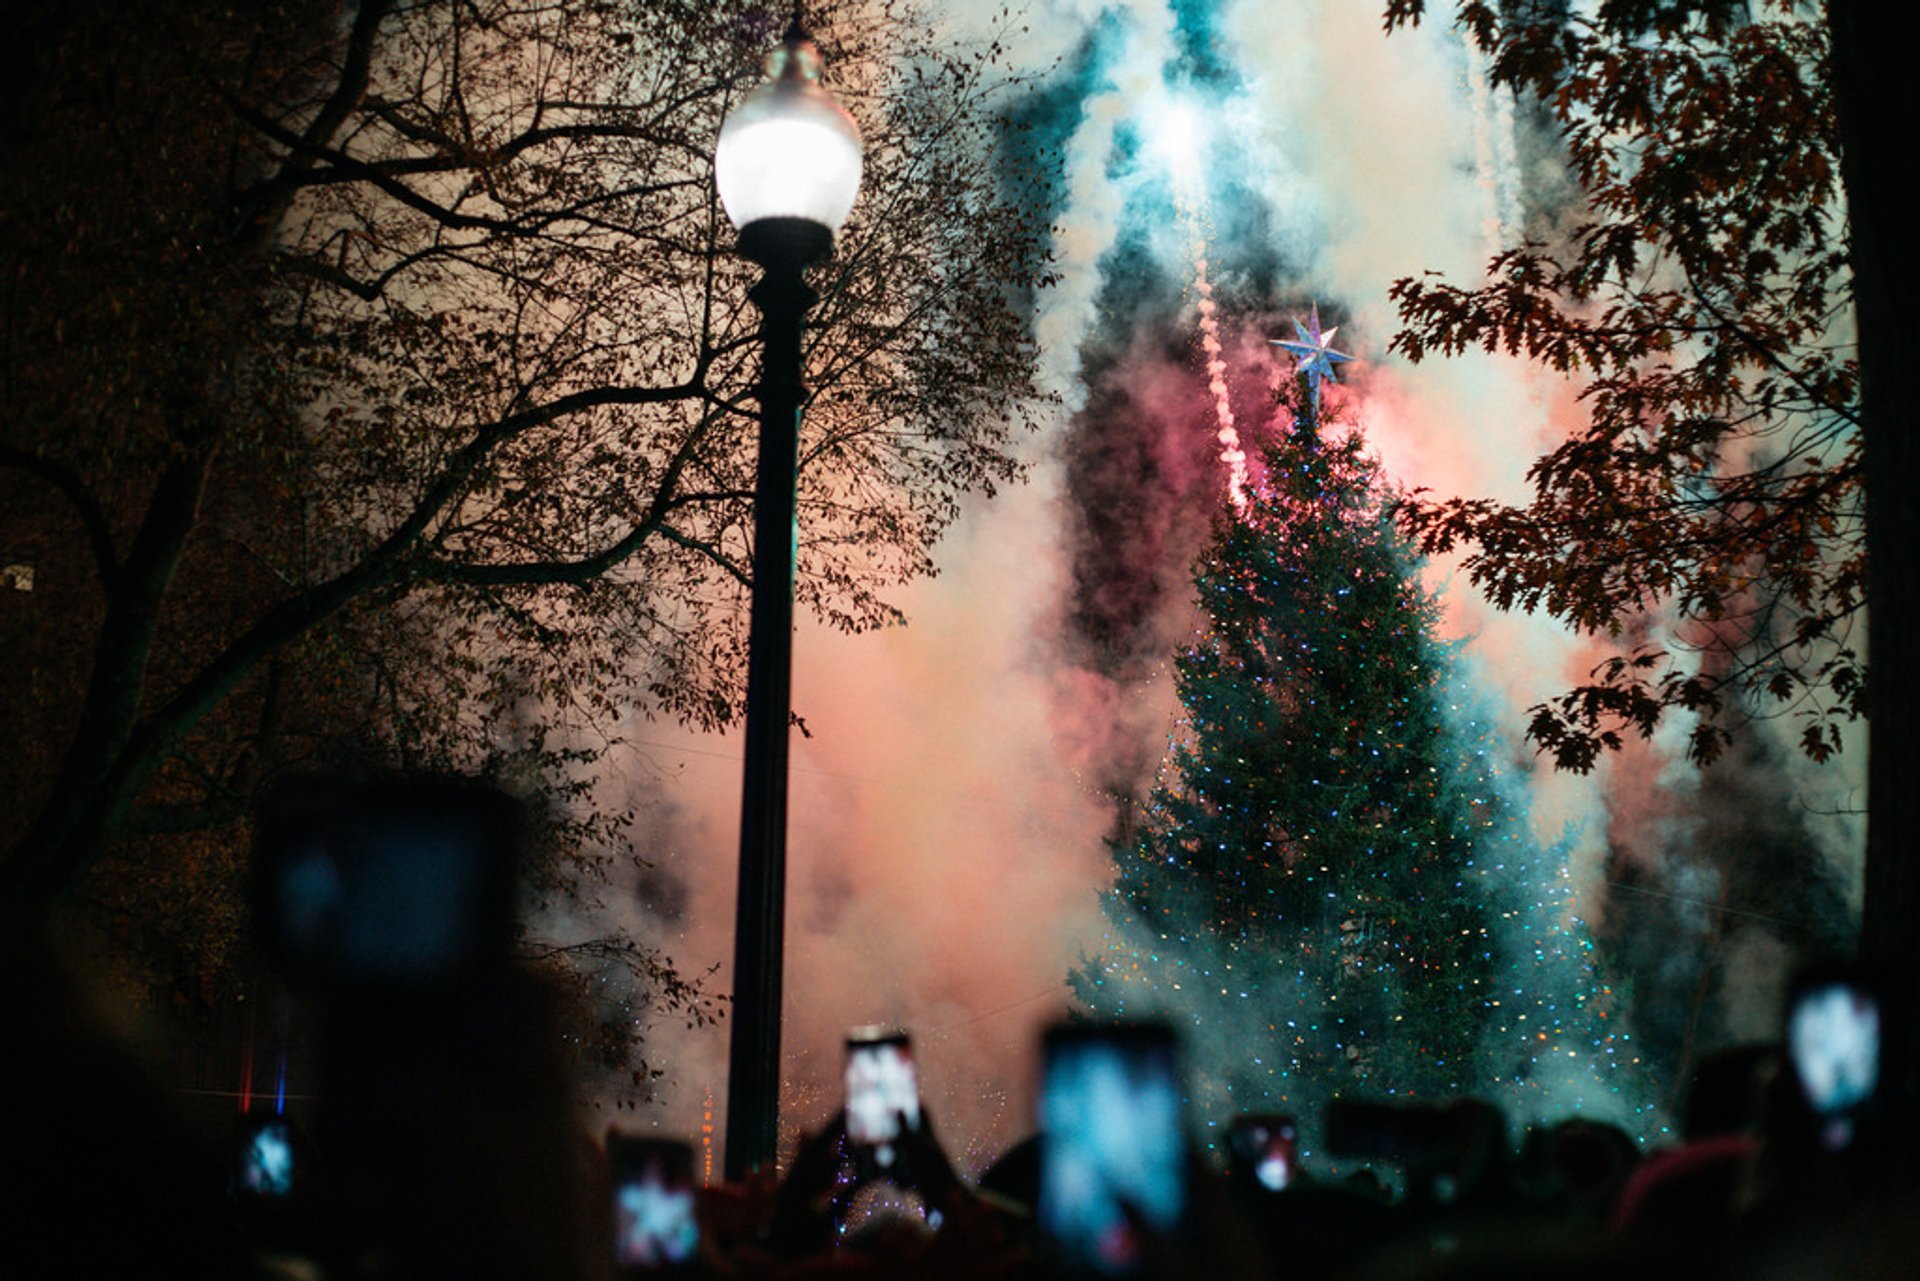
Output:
1271,305,1353,413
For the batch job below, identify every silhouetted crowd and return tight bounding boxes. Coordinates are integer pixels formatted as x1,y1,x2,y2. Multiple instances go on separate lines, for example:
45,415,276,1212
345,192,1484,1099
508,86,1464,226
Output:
4,776,1913,1280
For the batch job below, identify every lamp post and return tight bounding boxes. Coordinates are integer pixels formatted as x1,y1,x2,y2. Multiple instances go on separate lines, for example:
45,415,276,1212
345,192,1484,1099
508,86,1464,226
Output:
712,17,862,1181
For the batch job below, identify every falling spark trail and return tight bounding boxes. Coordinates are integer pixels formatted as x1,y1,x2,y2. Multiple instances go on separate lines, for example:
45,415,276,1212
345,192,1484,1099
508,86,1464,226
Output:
1163,111,1249,512
1463,36,1521,251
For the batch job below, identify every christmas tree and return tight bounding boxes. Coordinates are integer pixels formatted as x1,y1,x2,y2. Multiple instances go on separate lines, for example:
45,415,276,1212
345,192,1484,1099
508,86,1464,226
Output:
1431,668,1650,1135
1073,318,1648,1152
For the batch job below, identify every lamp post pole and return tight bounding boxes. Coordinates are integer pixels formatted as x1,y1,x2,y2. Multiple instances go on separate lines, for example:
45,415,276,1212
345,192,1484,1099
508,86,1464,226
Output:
712,19,862,1181
726,218,829,1180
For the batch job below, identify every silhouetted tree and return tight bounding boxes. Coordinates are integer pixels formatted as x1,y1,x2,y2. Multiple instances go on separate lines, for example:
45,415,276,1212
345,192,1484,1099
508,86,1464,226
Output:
1382,0,1920,1156
0,0,1053,1055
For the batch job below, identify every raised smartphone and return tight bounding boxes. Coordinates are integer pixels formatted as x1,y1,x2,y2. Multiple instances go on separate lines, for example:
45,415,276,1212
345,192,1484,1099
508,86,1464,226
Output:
607,1133,699,1272
843,1027,920,1169
1036,1021,1186,1276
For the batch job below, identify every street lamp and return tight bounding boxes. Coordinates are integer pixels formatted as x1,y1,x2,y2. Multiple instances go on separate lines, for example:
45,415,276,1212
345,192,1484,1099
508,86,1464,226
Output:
713,16,862,1181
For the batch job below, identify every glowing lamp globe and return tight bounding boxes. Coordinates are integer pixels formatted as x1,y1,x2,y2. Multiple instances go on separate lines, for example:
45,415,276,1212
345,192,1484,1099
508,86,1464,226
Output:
715,31,862,235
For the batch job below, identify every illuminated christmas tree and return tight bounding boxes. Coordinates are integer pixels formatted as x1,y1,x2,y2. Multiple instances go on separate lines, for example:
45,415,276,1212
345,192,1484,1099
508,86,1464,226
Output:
1073,322,1646,1149
1431,672,1649,1135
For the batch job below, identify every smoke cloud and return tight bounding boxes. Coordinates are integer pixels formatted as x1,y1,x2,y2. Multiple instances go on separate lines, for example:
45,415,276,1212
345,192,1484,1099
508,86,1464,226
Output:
596,0,1864,1171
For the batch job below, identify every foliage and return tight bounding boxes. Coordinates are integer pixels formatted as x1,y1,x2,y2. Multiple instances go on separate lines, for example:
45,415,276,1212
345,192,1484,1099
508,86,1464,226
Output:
0,0,1054,1065
1382,0,1858,770
1074,373,1639,1142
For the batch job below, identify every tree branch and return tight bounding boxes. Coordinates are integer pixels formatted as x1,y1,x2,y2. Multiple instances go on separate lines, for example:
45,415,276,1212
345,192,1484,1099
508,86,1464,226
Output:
234,97,700,236
231,0,396,248
0,444,121,586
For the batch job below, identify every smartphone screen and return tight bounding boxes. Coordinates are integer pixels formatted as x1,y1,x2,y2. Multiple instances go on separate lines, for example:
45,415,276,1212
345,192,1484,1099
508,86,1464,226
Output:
1228,1115,1297,1192
1788,980,1880,1116
843,1029,920,1165
234,1115,297,1199
1037,1021,1186,1276
608,1135,699,1271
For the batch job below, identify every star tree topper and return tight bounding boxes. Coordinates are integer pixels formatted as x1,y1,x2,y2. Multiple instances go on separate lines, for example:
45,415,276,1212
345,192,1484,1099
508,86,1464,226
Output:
1270,304,1353,414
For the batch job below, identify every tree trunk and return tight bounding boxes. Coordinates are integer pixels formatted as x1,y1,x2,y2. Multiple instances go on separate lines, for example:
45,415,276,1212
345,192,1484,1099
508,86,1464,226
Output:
0,445,213,944
1830,0,1920,1166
